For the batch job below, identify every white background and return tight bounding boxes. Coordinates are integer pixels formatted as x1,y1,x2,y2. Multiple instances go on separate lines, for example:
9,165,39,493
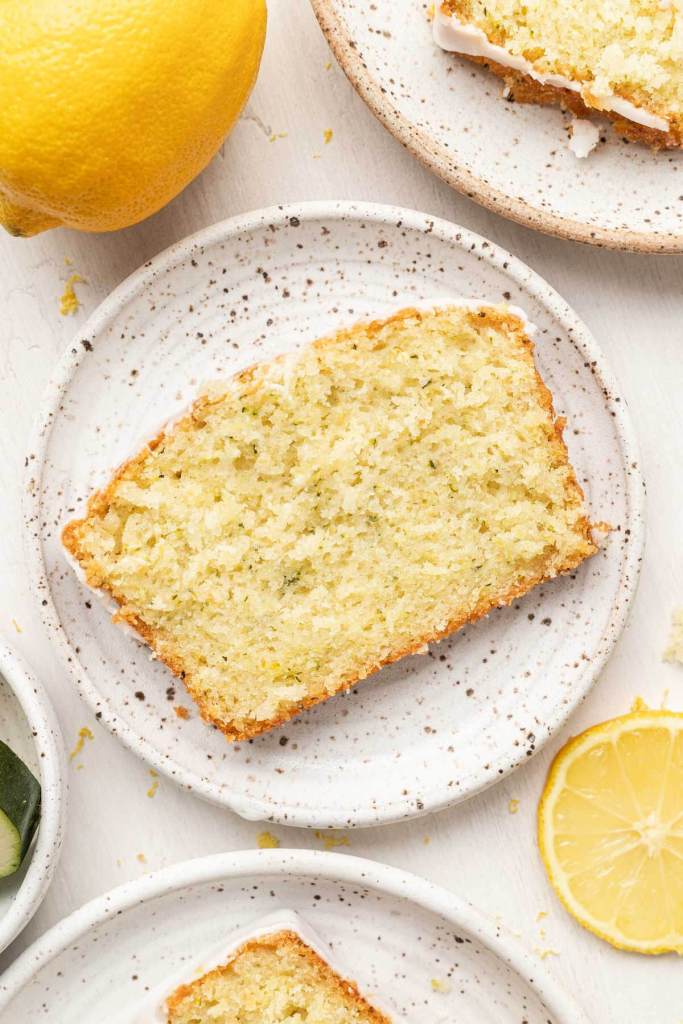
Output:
0,1,681,1020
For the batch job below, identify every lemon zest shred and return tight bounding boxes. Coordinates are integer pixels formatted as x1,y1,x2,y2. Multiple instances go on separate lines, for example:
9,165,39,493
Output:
630,695,649,712
314,830,349,851
535,947,559,960
69,725,94,761
146,769,159,798
257,830,280,849
60,273,86,316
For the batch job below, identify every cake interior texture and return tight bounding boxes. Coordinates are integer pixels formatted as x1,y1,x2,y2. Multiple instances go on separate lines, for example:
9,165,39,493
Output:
62,305,596,740
441,0,682,142
165,930,390,1024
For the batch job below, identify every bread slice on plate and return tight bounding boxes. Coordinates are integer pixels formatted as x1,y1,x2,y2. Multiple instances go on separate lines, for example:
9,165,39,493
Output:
433,1,681,148
62,303,597,741
165,928,390,1024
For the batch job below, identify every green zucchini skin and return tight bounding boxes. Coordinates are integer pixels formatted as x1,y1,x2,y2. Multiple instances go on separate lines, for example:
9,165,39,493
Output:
0,739,41,876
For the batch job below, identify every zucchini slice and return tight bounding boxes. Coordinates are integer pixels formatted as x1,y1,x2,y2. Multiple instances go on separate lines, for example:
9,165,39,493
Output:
0,740,41,878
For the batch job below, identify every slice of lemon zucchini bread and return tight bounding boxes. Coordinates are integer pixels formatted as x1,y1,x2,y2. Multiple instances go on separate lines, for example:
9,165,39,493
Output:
165,930,390,1024
434,1,682,147
62,304,596,741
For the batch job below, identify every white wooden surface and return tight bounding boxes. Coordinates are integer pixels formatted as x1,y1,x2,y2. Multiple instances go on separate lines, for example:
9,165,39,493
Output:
0,1,681,1019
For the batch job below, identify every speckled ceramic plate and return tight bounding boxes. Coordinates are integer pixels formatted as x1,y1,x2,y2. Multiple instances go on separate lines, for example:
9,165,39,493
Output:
0,642,66,955
0,849,590,1022
311,0,683,252
27,202,643,827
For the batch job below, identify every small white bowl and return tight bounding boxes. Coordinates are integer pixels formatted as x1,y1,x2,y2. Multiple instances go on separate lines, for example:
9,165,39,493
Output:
0,641,66,954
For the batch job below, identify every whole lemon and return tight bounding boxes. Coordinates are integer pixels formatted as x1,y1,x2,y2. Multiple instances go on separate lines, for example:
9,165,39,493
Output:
0,0,267,236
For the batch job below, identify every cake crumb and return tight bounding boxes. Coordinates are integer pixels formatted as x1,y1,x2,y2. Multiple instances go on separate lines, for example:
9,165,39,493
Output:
257,831,280,849
664,608,683,665
269,132,288,143
423,835,431,845
146,769,159,798
325,60,332,70
431,978,450,993
568,117,600,158
174,705,190,720
314,830,350,851
69,725,94,762
508,798,520,814
536,910,548,922
10,618,22,633
631,695,649,713
427,3,435,19
323,129,334,145
136,852,147,863
60,273,86,316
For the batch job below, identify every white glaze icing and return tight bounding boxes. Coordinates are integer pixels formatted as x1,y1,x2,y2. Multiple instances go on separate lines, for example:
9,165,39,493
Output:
433,8,670,133
568,117,601,158
129,909,383,1024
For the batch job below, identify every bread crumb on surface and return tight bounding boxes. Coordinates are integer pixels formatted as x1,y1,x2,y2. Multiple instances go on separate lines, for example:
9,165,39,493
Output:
323,128,334,144
69,725,94,762
664,608,683,665
314,830,350,852
257,830,280,849
173,705,190,720
508,797,520,814
136,852,147,863
59,272,85,316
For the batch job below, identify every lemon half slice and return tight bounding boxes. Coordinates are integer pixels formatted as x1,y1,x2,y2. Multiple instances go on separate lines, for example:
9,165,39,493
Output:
538,710,683,954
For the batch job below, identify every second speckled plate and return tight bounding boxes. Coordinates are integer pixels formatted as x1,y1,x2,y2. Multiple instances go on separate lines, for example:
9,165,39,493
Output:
311,0,683,252
0,850,589,1022
27,202,643,827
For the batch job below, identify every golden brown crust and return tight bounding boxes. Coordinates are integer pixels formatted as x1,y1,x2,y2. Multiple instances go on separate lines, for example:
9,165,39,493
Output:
457,53,680,149
62,305,597,743
165,930,391,1023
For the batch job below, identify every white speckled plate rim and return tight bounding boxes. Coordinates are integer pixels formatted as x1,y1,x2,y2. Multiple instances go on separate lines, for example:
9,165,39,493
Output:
310,0,683,253
0,848,591,1022
0,642,67,954
25,201,645,827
